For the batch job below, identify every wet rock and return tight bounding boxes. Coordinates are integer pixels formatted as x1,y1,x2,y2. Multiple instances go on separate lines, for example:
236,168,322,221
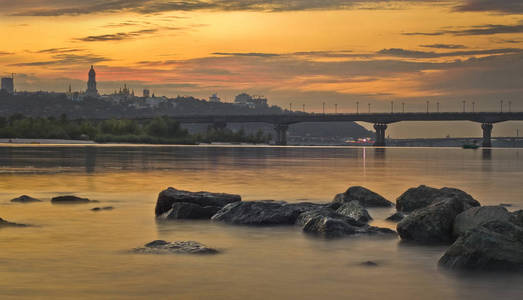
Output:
397,198,470,244
133,240,218,255
155,187,241,217
302,214,395,238
439,220,523,271
510,210,523,227
211,200,323,226
386,212,405,222
91,206,114,211
336,201,373,223
500,203,512,207
333,186,393,207
0,217,28,227
453,206,511,237
296,208,364,227
10,195,41,203
51,195,91,204
396,185,479,213
361,261,379,267
159,202,220,220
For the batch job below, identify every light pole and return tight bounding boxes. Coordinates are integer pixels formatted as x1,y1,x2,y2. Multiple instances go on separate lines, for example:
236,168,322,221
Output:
472,101,475,113
509,101,512,113
426,101,429,113
500,100,504,113
462,100,466,113
322,102,325,114
368,103,371,113
437,102,440,113
356,101,359,114
402,102,405,113
289,103,292,111
391,101,394,114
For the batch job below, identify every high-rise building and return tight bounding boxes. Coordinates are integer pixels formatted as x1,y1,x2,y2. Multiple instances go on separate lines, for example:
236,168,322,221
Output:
143,89,150,98
1,77,14,94
86,65,98,97
209,93,221,103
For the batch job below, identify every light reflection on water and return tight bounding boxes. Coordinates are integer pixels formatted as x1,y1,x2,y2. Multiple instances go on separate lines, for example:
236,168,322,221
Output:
0,145,522,299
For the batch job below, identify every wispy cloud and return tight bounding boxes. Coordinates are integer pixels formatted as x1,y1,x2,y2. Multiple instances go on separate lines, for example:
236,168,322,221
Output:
404,23,523,36
76,29,158,42
377,48,522,58
420,44,467,49
454,0,523,14
10,53,110,67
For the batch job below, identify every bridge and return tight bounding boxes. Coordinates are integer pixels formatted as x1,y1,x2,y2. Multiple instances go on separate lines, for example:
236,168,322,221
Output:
165,112,523,146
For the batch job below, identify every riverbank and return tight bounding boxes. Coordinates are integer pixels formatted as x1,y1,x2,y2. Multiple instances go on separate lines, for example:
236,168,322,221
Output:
0,138,96,144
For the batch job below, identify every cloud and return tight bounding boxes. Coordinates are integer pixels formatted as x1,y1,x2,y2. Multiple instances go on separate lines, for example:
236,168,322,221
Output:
35,48,83,54
454,0,523,14
77,29,158,42
377,48,522,58
10,54,110,67
0,51,13,55
212,52,280,57
420,44,467,49
404,23,523,36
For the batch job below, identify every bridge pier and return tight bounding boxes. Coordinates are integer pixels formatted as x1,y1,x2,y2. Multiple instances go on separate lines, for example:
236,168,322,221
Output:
274,124,289,146
373,123,388,147
481,123,493,148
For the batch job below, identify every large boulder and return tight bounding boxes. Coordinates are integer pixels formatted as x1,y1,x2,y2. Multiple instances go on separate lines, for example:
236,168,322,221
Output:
302,215,395,238
11,195,41,203
453,206,512,237
51,195,92,204
397,197,470,244
510,210,523,227
0,217,28,227
155,187,241,216
396,185,479,213
439,220,523,271
211,200,323,226
133,240,218,255
159,202,220,220
296,208,363,227
333,186,393,207
336,201,373,223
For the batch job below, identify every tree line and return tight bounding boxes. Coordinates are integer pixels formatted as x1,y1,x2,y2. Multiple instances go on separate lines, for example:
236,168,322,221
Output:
0,114,272,144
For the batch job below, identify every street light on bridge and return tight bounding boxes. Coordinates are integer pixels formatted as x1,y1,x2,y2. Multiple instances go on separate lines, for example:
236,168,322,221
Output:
509,101,512,113
356,101,359,114
402,102,405,113
500,100,504,113
368,103,371,113
289,103,292,112
426,101,429,114
391,101,394,114
472,101,475,113
462,100,466,113
437,102,440,113
322,102,325,114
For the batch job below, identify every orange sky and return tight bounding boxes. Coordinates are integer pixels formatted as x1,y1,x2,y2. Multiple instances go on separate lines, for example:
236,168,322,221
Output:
1,0,522,136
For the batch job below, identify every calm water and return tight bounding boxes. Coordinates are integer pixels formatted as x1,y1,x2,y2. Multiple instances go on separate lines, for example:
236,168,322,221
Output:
1,145,523,300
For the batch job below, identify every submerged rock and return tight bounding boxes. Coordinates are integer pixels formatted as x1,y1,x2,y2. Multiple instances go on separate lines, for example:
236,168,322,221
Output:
302,214,395,238
0,217,28,227
211,200,323,226
155,187,241,217
336,201,373,223
453,206,511,238
159,202,220,220
10,195,42,203
51,195,91,204
439,221,523,271
386,212,405,222
333,186,393,207
133,240,218,255
91,206,114,211
296,208,363,227
397,198,470,244
361,261,379,267
396,185,479,213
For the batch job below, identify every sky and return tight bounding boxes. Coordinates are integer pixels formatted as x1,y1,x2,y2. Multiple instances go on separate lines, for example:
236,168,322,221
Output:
1,0,522,137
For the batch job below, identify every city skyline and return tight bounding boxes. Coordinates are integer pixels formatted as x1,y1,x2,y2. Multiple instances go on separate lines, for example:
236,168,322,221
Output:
1,0,522,137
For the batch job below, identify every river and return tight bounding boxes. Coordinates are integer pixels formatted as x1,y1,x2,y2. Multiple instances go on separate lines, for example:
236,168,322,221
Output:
0,145,522,299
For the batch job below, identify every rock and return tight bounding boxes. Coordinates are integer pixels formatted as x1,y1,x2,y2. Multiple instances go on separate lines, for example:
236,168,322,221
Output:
453,206,511,237
0,217,28,227
159,202,220,220
10,195,41,203
51,195,91,204
91,206,114,211
439,220,523,271
302,214,395,238
510,210,523,227
336,201,373,223
386,212,405,222
397,198,470,244
133,240,218,255
500,203,512,207
396,185,479,213
296,208,364,227
211,200,323,226
333,186,393,207
155,187,241,217
361,261,379,267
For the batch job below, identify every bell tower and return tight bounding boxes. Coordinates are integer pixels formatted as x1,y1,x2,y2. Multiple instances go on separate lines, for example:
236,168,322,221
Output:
86,65,98,97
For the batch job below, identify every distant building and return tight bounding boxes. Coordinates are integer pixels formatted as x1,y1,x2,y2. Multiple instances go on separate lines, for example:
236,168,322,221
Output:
209,93,221,103
86,65,98,97
1,77,14,94
143,89,150,98
234,93,268,108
